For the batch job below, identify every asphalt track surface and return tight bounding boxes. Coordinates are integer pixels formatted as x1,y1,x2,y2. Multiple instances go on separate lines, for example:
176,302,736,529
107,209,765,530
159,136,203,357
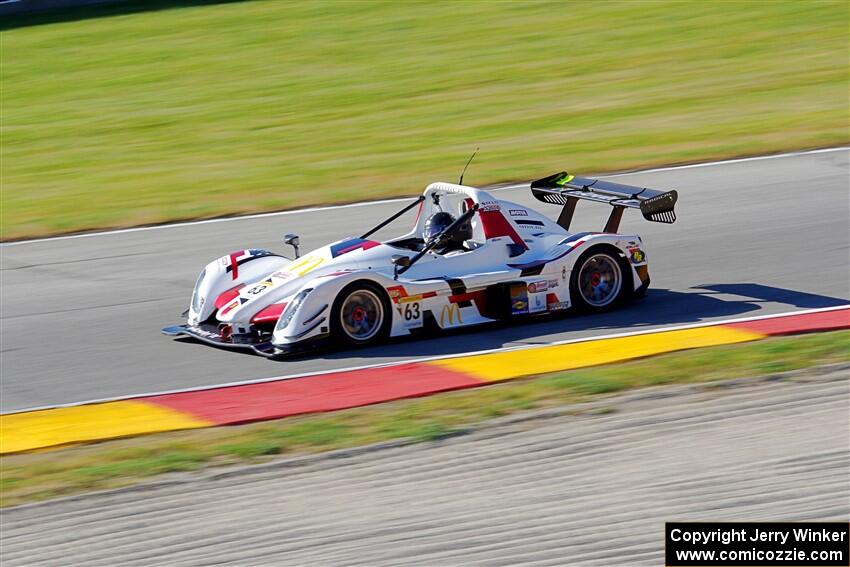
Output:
1,150,848,412
2,368,847,565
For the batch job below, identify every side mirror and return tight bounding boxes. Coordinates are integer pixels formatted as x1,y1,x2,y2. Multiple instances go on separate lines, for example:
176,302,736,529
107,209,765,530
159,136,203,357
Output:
284,234,300,258
391,254,411,280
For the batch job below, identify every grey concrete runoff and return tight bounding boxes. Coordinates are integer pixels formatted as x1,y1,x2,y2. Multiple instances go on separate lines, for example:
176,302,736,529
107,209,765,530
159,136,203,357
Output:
2,368,847,566
1,149,848,412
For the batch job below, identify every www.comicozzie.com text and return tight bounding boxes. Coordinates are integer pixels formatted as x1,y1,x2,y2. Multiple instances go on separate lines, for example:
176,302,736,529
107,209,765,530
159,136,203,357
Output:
670,526,848,546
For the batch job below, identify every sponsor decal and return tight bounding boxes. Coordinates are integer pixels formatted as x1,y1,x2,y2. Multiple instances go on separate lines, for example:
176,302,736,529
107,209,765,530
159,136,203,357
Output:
219,298,240,316
285,255,324,276
628,246,646,264
508,209,528,217
547,301,570,311
527,279,559,294
245,279,275,296
390,286,435,329
401,302,423,328
440,303,463,326
214,284,244,310
529,292,547,313
330,238,381,258
387,285,407,303
479,200,502,212
554,173,575,186
228,253,241,280
319,270,354,278
190,327,222,340
397,290,438,304
510,283,529,315
480,208,528,250
555,173,573,187
516,219,545,227
403,303,420,320
225,249,274,280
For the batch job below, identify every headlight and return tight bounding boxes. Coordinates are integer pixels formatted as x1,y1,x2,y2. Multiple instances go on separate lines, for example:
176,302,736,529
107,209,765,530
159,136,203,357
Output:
275,288,313,331
191,269,206,313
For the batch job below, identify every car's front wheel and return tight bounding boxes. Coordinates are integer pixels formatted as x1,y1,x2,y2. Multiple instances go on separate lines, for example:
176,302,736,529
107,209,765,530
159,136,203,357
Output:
331,282,391,346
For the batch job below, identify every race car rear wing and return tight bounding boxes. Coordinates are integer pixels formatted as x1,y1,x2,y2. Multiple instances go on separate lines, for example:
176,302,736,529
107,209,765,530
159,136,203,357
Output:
530,171,678,232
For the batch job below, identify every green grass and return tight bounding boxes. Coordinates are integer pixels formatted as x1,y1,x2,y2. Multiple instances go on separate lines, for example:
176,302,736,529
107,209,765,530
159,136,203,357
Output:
1,330,847,507
2,0,847,239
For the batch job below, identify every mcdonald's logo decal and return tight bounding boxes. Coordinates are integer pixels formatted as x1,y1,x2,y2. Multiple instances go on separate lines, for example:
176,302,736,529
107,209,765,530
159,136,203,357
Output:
440,303,463,327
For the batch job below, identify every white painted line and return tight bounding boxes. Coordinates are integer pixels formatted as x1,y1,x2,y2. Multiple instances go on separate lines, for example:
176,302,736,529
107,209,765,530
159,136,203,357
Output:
0,194,457,247
4,304,847,415
603,146,850,177
4,146,847,247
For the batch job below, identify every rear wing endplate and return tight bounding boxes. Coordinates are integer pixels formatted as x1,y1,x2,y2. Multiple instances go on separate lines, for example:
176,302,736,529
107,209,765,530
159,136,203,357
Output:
530,171,678,232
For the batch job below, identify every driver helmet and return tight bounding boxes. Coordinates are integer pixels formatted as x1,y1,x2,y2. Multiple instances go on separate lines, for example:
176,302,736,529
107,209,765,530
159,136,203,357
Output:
424,212,455,243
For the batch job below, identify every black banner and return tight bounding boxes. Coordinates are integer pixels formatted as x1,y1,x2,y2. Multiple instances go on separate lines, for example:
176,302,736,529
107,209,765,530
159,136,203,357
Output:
666,522,849,566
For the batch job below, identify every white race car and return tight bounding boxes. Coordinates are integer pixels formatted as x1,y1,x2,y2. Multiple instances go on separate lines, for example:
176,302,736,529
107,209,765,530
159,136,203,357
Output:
162,171,677,357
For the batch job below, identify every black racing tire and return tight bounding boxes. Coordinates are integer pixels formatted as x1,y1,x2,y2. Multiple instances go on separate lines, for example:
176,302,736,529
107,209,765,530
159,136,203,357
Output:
330,281,392,347
570,245,632,313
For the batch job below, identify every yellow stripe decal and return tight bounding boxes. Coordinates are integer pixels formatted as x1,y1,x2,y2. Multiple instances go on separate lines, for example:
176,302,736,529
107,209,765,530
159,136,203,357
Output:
428,327,765,382
286,255,324,276
0,401,211,454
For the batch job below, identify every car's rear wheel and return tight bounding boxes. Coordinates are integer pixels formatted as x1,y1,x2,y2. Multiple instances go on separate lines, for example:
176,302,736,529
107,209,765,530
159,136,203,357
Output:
332,282,391,346
570,247,628,313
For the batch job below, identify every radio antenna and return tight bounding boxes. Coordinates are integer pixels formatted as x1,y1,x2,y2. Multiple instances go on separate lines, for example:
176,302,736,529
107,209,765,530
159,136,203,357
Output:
458,147,479,185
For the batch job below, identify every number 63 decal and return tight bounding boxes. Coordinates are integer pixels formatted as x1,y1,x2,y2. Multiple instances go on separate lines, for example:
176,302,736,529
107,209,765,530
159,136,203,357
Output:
403,302,421,320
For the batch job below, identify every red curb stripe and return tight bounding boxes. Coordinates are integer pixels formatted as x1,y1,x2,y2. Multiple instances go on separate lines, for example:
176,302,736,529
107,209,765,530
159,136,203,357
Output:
724,307,850,336
144,363,484,425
